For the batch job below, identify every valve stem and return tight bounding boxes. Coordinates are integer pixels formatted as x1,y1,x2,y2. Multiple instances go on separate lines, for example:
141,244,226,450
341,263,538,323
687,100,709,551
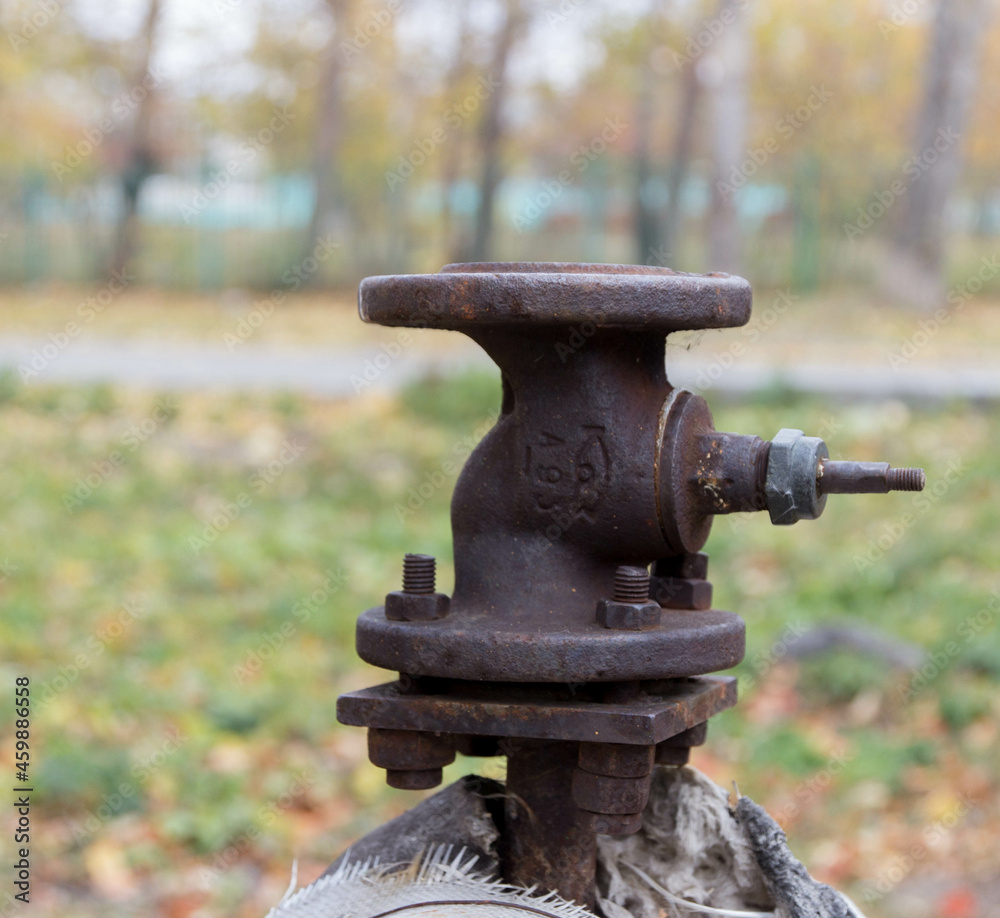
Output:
818,461,926,495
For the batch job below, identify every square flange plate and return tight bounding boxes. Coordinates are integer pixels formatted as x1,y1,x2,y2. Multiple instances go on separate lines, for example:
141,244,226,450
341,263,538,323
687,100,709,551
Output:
337,675,737,746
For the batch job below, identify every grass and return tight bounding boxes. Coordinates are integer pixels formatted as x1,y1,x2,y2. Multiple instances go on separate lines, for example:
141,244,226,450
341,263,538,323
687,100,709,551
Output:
0,366,998,917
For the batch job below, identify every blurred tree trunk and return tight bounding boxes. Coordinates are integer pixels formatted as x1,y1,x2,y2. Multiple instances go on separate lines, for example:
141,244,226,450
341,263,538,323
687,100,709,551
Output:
108,0,161,280
468,0,525,264
660,61,701,267
706,0,749,274
882,0,989,310
441,7,474,265
304,0,349,264
633,50,658,265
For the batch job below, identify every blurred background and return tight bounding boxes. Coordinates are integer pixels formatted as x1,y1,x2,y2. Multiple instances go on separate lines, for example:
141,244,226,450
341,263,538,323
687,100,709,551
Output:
0,0,999,916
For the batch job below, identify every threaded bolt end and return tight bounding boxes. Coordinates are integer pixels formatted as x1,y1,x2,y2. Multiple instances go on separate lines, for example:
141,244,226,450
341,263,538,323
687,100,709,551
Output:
886,467,926,492
402,553,436,594
614,565,650,603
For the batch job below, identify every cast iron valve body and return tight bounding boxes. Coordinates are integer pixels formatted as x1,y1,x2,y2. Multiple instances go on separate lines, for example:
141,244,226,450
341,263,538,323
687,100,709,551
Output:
338,263,925,906
352,263,925,684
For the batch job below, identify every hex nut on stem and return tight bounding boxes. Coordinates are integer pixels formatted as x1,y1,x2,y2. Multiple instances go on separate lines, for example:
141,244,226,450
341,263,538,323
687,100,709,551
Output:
765,429,829,525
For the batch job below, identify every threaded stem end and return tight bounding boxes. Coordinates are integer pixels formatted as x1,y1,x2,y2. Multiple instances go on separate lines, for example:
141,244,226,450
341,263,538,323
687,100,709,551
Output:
402,553,436,593
886,467,925,491
614,565,650,603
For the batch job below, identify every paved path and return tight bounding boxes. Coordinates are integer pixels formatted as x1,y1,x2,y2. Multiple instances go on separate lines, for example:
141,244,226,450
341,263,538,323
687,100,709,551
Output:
2,336,999,401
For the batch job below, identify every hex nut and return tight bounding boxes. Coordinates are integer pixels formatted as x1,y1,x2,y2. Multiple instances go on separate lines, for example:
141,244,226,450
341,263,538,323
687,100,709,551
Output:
578,742,655,778
653,552,709,580
453,735,501,757
368,728,455,770
572,769,652,814
596,599,661,631
654,722,708,765
649,575,712,610
654,745,690,766
765,428,829,525
385,591,450,622
386,768,443,790
659,722,708,748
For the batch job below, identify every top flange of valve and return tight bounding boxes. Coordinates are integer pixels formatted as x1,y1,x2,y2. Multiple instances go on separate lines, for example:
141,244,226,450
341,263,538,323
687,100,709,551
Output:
358,263,752,332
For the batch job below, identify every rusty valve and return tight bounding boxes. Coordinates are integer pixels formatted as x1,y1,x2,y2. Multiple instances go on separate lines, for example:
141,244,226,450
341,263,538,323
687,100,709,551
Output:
350,264,925,683
337,263,926,907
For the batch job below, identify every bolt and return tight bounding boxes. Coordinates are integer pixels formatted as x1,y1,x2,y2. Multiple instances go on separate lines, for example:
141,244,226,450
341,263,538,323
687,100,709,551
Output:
654,553,708,580
613,565,650,603
402,553,436,593
385,554,449,622
386,768,443,790
650,554,712,611
597,566,660,631
368,728,455,791
655,723,708,767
